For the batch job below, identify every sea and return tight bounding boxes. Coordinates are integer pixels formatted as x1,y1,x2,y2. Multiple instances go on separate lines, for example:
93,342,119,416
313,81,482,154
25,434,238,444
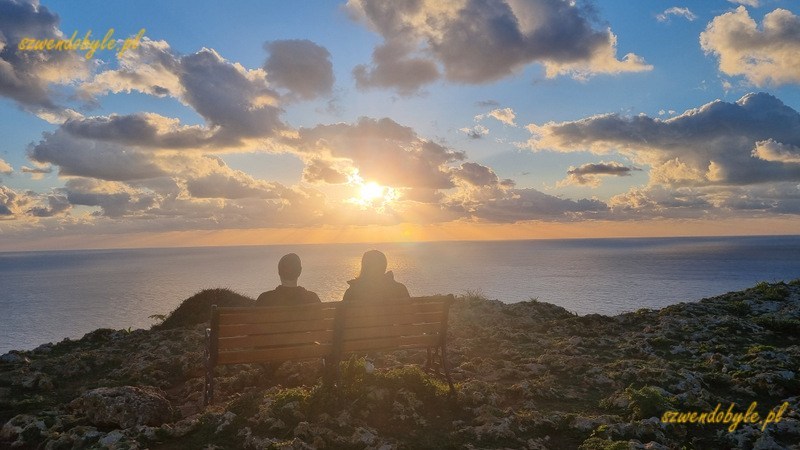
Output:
1,235,799,354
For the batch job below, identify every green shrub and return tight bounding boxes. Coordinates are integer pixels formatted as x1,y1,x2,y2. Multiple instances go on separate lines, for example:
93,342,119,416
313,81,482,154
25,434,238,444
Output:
625,386,673,420
753,282,790,301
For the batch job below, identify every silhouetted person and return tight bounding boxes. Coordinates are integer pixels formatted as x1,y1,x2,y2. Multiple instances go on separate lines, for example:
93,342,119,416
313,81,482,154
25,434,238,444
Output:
255,253,321,306
343,250,410,302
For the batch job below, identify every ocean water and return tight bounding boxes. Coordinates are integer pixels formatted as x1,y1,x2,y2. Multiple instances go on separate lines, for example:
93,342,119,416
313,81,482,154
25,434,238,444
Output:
1,236,799,353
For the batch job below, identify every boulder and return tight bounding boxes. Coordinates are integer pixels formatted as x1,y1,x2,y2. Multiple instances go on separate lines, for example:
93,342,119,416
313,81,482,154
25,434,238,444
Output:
69,386,175,428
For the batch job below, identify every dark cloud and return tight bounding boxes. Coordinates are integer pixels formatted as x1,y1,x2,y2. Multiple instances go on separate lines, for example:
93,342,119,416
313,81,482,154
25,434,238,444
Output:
560,161,641,186
0,0,88,114
64,178,158,218
264,39,334,101
353,41,440,96
62,113,213,149
179,49,284,142
347,0,650,93
302,159,350,184
27,192,69,217
452,162,499,186
460,187,609,222
530,92,800,187
80,42,285,145
185,171,286,200
29,129,167,181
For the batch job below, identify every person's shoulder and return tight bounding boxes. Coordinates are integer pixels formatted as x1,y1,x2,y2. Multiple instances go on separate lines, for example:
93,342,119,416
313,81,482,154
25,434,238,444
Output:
254,288,279,306
299,286,322,303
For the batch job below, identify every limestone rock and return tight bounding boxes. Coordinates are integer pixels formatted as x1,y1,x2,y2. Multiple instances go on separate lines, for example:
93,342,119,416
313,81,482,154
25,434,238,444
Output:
69,385,175,428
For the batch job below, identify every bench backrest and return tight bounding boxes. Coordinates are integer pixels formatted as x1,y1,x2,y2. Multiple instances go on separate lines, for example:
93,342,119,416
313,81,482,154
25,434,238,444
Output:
211,302,338,365
209,295,454,367
338,295,453,353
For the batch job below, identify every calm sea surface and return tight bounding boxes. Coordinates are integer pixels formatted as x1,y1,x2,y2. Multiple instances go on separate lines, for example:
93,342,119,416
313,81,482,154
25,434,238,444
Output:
1,236,799,353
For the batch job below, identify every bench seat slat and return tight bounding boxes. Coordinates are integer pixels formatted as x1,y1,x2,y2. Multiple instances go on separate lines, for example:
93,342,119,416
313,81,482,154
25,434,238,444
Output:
218,318,334,337
217,343,333,364
341,334,440,353
218,329,335,350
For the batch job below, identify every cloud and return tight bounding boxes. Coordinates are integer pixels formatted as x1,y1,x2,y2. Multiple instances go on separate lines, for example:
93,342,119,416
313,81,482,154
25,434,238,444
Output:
353,41,440,96
61,113,216,149
701,7,800,86
0,185,32,217
63,178,158,218
459,124,489,139
80,41,286,144
302,159,350,184
78,38,182,99
657,7,697,22
452,187,608,222
29,129,167,181
0,158,12,174
346,0,651,93
728,0,759,7
0,0,89,114
477,108,516,126
528,92,800,187
752,140,800,164
21,164,52,180
185,168,288,200
452,162,500,186
264,39,334,101
475,99,500,108
558,161,641,187
27,192,69,217
292,117,465,189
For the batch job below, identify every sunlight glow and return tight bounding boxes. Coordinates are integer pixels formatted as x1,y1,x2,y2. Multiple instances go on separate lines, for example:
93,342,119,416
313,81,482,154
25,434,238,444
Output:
347,171,398,211
360,182,385,201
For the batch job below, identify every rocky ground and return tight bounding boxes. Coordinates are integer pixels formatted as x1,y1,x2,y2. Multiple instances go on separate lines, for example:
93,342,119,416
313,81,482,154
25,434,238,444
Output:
1,281,799,449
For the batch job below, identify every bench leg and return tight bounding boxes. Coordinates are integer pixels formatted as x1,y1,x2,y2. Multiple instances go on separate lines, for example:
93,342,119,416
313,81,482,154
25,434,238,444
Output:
439,345,455,395
204,329,214,406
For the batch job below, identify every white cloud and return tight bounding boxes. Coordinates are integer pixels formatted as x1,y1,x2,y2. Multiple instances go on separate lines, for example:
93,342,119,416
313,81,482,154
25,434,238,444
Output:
0,158,12,175
657,7,698,23
752,140,800,164
459,124,489,139
701,7,800,86
477,108,517,126
728,0,760,7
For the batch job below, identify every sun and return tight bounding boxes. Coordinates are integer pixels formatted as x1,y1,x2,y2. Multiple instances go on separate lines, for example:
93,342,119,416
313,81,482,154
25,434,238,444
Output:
347,172,398,210
359,182,385,202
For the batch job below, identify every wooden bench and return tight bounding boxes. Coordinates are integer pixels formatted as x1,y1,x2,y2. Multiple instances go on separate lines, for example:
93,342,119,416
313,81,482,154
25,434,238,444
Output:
204,295,455,405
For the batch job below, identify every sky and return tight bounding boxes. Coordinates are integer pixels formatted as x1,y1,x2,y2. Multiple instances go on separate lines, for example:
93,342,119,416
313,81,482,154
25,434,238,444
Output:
1,0,799,251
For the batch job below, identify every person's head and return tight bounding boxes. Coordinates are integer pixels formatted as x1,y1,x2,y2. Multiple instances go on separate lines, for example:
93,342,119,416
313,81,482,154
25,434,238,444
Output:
359,250,387,278
278,253,302,282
